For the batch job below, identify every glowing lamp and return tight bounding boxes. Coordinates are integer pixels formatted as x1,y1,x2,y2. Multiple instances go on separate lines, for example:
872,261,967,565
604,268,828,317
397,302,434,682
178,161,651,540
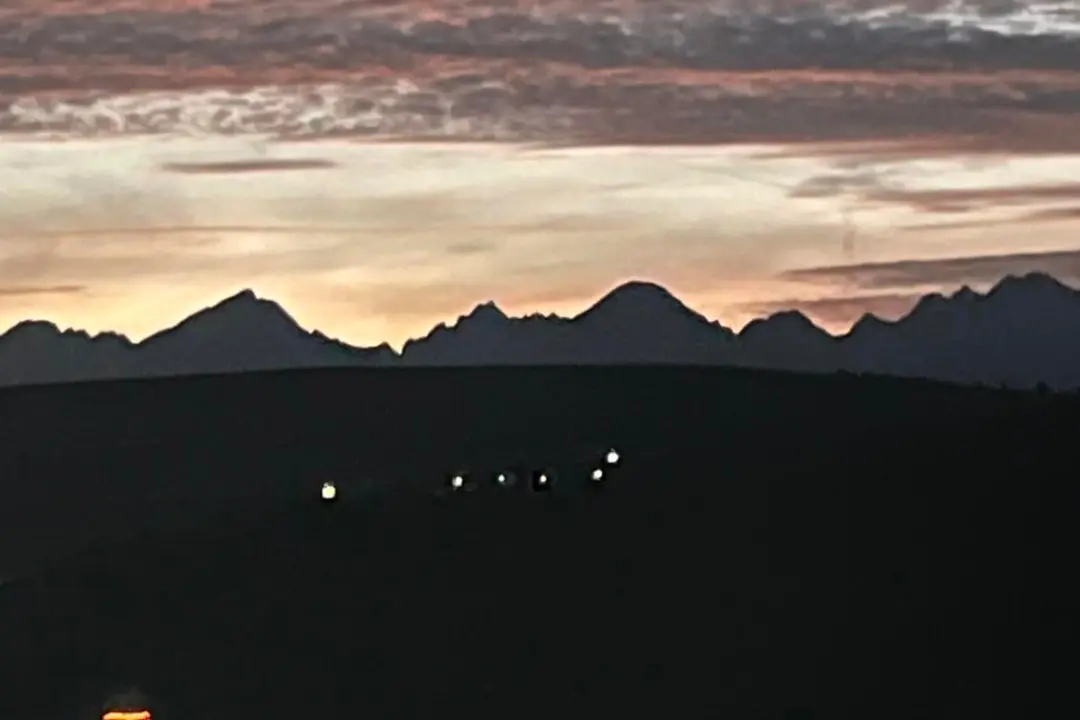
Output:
591,468,604,481
103,712,151,720
451,475,465,489
530,468,556,492
605,449,620,466
321,482,337,501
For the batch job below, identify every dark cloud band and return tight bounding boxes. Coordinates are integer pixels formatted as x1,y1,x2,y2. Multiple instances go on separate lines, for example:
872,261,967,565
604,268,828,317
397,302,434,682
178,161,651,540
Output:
0,2,1079,146
3,2,1080,74
160,159,338,174
781,248,1080,291
0,283,84,297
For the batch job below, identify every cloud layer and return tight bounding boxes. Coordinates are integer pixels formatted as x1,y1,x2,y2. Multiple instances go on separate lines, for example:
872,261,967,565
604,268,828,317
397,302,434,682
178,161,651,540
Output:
0,1,1079,147
782,247,1080,290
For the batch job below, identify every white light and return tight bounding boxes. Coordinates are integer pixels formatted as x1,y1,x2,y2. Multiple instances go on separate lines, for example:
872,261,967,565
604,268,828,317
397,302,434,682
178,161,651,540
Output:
321,482,337,501
451,475,465,489
497,474,507,484
538,474,548,485
605,449,620,465
591,468,604,481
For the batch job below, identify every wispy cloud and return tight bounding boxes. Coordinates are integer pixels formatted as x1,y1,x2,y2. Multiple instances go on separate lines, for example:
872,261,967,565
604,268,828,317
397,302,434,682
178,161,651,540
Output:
790,176,1080,214
867,182,1080,213
781,248,1080,291
897,204,1080,231
0,283,84,297
159,158,339,174
13,225,366,238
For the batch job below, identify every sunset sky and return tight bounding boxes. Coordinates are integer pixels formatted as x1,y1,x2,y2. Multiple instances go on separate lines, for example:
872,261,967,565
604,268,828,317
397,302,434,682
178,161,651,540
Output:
2,0,1080,348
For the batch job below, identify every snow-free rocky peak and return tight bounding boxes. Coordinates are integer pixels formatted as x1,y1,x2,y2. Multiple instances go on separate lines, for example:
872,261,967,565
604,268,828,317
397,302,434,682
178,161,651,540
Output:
579,280,705,324
144,289,303,344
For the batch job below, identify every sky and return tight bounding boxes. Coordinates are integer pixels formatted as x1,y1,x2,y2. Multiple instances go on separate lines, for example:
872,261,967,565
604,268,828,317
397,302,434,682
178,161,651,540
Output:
2,0,1080,349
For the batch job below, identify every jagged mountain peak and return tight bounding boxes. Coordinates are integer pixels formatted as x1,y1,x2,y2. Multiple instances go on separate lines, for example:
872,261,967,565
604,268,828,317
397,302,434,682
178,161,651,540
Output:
409,301,511,345
883,272,1078,327
988,271,1075,300
0,320,134,346
738,309,822,338
459,300,510,325
140,288,305,345
952,285,979,303
841,312,885,338
222,288,259,303
207,288,293,320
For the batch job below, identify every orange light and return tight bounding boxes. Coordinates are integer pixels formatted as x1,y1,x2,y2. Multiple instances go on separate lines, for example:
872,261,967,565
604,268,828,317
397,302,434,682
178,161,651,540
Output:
103,712,151,720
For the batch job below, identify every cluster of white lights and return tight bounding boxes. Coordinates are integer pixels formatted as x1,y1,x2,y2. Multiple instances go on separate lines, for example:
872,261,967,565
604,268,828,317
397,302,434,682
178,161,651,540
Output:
587,447,620,483
319,447,623,501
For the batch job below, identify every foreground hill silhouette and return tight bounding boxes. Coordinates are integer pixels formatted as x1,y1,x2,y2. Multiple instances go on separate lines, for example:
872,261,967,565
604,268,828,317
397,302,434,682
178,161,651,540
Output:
3,272,1080,388
0,364,1075,719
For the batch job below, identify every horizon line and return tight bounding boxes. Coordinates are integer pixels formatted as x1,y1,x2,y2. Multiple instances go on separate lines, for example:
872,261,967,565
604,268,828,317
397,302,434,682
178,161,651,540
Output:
1,270,1070,353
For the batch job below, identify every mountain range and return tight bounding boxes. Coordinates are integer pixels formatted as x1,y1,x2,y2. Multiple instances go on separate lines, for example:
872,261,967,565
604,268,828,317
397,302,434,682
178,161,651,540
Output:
2,272,1079,389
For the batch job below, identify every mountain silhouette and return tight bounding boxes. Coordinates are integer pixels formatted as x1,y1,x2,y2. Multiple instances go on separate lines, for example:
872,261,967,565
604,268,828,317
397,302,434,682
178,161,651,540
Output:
137,289,395,376
1,273,1079,388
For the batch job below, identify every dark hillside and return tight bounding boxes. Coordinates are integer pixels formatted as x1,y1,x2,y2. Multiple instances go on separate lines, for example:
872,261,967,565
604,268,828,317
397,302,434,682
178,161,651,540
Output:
0,366,1075,719
0,366,1058,572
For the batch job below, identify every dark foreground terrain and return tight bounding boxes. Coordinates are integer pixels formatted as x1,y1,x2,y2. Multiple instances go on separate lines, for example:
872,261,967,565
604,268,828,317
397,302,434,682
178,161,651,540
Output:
0,366,1076,719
